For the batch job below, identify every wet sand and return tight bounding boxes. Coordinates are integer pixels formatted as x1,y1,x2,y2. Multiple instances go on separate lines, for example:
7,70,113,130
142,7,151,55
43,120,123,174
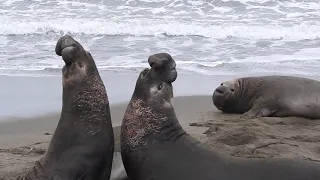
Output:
1,95,320,179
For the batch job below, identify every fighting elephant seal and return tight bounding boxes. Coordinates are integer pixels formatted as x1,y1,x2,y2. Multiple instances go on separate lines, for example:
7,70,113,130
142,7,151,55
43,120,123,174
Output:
121,54,320,180
212,75,320,119
18,35,114,179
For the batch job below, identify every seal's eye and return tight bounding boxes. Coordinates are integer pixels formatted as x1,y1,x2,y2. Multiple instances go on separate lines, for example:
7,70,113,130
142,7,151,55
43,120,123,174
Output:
221,83,223,85
230,88,235,92
158,83,163,90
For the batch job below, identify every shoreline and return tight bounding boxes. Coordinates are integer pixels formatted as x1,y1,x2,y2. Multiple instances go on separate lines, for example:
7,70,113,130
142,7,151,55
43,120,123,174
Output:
0,95,213,149
3,72,320,119
0,73,223,118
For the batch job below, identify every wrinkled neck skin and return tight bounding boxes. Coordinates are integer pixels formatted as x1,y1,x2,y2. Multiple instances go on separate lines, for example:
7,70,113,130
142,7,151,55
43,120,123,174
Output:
58,63,109,129
224,78,261,113
62,76,107,124
62,61,100,100
121,93,186,155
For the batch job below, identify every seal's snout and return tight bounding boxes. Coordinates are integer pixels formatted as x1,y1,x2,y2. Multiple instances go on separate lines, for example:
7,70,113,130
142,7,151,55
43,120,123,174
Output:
215,86,225,95
212,85,231,110
148,53,174,69
55,35,81,65
214,85,235,95
148,53,177,83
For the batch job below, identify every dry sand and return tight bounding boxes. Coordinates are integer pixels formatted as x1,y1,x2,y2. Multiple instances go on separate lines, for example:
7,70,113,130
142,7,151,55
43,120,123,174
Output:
1,95,320,179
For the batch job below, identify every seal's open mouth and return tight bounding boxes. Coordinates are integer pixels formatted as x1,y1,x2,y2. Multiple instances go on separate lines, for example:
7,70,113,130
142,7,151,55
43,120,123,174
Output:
213,93,226,111
216,105,224,111
215,100,226,110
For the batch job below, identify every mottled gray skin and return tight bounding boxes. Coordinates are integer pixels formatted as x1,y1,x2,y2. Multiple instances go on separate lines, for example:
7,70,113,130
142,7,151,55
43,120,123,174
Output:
213,76,320,119
18,35,114,180
121,57,320,180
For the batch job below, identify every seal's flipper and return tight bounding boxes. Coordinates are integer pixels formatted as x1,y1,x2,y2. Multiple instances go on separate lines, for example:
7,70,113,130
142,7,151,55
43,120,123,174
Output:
240,99,277,119
240,108,274,119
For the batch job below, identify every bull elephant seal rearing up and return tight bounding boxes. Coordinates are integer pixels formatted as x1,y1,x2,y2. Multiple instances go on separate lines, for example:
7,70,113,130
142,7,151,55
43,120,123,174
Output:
18,35,114,180
121,54,320,180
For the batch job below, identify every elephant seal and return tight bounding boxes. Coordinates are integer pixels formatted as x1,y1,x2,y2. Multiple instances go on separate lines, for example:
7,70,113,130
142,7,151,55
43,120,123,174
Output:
18,35,114,179
121,54,320,180
212,76,320,119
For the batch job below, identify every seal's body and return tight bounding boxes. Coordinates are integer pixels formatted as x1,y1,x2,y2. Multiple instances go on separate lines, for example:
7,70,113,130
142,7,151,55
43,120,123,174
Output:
213,76,320,119
18,35,114,180
121,55,320,180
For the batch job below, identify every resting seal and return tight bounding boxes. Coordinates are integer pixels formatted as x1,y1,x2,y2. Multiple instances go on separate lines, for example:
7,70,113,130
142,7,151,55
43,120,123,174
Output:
121,54,320,180
212,76,320,119
18,35,114,179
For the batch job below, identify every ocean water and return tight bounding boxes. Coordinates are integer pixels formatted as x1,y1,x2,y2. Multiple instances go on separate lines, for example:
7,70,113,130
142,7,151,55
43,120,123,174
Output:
1,0,320,77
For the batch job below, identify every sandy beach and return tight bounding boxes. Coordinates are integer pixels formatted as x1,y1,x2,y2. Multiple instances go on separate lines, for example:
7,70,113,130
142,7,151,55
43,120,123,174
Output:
1,94,320,179
1,0,320,178
2,0,320,178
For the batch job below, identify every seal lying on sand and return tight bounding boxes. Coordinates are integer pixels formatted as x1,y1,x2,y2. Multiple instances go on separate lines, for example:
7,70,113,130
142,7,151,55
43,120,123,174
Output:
18,35,114,179
212,76,320,119
121,54,320,180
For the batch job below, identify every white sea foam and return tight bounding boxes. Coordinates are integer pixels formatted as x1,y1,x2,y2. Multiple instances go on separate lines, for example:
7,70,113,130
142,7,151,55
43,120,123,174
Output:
0,0,319,40
1,0,320,76
1,19,320,41
231,48,320,64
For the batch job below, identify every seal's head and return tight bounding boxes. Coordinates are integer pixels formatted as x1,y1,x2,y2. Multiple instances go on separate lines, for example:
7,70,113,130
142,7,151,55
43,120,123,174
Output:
134,53,177,108
55,35,99,87
212,79,240,112
121,53,178,151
